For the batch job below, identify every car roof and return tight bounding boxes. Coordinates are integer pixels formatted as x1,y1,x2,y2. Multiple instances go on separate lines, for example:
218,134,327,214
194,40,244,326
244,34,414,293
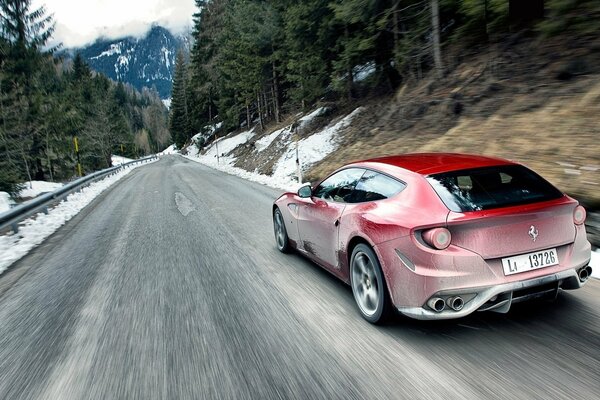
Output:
355,153,516,175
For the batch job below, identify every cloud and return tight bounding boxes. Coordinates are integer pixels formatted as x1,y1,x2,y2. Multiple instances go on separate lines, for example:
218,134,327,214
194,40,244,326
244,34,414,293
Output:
33,0,196,47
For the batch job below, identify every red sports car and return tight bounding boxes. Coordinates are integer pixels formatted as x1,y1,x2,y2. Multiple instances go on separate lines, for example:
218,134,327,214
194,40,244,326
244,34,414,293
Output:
272,153,592,323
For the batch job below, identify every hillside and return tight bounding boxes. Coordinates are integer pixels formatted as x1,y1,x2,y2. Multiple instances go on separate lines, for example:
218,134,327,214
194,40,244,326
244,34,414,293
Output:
183,33,600,243
309,35,600,206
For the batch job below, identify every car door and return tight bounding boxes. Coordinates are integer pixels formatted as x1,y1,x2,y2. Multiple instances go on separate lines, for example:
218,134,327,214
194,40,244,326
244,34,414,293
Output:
297,168,365,269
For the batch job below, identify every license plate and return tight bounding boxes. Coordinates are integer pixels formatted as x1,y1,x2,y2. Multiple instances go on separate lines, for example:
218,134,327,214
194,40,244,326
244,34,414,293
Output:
501,248,559,276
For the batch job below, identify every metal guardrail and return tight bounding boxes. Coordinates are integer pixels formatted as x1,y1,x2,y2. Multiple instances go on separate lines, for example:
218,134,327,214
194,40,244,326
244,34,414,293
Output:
0,155,158,233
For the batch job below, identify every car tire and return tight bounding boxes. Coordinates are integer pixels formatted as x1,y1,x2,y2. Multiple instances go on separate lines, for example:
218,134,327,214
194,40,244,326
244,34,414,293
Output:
350,243,393,324
273,207,291,253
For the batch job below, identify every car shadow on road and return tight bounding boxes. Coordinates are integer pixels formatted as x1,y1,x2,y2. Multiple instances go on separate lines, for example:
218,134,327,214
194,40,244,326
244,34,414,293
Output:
383,292,596,339
278,247,598,348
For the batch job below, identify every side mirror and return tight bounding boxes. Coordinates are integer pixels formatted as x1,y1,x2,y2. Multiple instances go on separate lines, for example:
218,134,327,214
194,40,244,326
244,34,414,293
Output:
297,184,312,198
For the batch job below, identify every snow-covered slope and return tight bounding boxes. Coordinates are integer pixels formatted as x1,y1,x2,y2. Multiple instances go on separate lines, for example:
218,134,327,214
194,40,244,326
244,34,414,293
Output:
184,107,362,190
19,181,64,199
159,144,178,155
111,155,135,166
0,192,14,213
271,108,361,180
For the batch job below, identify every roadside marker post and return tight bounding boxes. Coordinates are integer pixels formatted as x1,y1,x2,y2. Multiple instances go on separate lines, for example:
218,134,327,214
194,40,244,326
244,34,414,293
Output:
293,122,302,184
73,136,82,177
216,134,220,165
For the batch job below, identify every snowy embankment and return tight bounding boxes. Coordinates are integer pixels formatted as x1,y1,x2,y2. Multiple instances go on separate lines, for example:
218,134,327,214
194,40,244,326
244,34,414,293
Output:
20,181,64,199
111,155,134,165
183,107,361,191
0,160,156,274
160,144,179,155
0,192,13,213
0,181,64,213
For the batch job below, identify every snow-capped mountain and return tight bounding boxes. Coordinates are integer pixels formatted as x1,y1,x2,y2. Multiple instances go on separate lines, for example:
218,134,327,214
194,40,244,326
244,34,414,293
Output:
72,25,190,100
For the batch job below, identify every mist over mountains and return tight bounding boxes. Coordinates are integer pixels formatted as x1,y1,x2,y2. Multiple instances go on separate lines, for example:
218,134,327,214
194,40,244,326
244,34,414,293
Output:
65,25,190,100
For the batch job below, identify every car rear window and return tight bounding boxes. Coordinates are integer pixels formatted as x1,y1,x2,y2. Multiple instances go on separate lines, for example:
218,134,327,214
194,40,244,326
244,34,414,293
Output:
426,165,563,212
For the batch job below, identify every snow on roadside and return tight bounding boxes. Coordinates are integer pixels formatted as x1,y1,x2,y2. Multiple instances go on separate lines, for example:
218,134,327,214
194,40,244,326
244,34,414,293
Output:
0,192,14,213
272,107,363,180
202,127,255,163
160,144,178,155
182,154,299,191
255,125,292,152
183,107,363,191
111,155,134,165
0,159,157,275
191,122,223,142
255,107,329,153
591,249,599,279
298,107,328,127
19,181,64,199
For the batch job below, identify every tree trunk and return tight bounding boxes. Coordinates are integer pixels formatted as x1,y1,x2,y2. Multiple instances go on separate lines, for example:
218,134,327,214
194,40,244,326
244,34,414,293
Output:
246,103,251,130
263,90,269,121
430,0,444,79
208,90,213,122
272,61,281,123
484,0,489,41
257,90,264,131
21,145,32,187
46,133,53,182
345,25,354,100
393,4,400,68
347,63,354,100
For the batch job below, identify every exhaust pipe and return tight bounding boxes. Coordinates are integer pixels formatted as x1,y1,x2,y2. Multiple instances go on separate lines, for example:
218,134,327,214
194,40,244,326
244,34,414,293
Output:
427,297,445,312
447,296,464,311
579,267,589,282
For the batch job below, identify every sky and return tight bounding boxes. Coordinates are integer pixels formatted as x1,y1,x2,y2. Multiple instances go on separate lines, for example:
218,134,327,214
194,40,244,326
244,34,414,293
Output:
33,0,196,48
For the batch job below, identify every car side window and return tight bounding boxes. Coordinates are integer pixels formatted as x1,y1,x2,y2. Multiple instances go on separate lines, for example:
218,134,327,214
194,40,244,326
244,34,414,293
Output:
347,170,406,203
313,168,366,203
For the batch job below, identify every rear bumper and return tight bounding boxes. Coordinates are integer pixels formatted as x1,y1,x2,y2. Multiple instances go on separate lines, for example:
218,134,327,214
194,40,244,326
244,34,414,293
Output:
374,222,591,320
397,266,589,320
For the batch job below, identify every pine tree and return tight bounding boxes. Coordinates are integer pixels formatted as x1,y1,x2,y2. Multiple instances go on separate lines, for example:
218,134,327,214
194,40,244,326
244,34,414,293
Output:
329,0,378,99
72,52,91,81
0,0,57,83
284,0,334,109
190,0,224,131
169,50,191,148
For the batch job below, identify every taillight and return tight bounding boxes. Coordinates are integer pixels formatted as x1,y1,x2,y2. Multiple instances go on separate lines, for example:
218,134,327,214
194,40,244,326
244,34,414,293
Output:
422,227,452,250
574,205,586,225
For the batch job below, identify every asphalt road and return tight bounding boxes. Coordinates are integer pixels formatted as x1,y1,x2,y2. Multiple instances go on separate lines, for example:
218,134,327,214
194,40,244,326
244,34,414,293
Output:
0,155,599,400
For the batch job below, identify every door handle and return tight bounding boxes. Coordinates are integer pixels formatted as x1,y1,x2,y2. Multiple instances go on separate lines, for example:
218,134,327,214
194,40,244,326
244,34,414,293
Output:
334,219,340,227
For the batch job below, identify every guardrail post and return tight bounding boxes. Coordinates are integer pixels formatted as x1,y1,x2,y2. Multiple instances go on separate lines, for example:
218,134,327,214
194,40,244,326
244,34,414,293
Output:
11,222,18,234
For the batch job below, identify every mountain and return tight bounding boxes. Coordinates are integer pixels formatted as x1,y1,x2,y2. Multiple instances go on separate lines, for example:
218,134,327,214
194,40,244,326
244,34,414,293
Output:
71,25,190,100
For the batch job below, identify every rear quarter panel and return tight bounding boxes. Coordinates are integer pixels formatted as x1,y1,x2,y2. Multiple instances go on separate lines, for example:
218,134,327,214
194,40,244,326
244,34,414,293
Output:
338,171,450,284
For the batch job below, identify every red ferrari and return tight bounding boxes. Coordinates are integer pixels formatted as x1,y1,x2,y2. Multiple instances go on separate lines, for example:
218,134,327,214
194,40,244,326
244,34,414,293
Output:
272,153,592,323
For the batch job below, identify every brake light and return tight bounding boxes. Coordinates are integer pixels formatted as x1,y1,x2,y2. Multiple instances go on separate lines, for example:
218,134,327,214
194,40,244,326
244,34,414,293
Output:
422,227,452,250
574,205,586,225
